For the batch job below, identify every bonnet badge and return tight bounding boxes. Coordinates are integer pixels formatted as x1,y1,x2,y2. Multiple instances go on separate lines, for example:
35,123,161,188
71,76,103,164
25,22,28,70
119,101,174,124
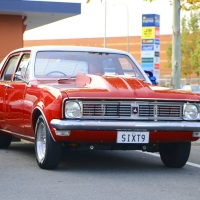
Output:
132,107,138,114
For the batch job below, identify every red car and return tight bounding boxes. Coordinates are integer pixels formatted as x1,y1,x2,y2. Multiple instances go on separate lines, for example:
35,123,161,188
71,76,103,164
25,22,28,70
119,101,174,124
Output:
0,46,199,169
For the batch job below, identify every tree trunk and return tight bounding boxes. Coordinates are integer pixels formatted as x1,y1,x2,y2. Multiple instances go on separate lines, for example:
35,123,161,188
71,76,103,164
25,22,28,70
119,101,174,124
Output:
171,0,181,89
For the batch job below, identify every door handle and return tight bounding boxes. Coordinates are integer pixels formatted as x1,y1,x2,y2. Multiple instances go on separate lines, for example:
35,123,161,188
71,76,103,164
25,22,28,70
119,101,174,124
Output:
4,84,14,89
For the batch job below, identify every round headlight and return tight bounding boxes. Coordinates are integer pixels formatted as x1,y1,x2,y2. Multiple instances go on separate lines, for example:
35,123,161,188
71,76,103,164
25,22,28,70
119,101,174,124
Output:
184,104,198,120
65,101,82,118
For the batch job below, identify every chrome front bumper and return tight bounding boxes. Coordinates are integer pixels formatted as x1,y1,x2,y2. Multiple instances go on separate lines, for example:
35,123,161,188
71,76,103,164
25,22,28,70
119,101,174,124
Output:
50,119,200,132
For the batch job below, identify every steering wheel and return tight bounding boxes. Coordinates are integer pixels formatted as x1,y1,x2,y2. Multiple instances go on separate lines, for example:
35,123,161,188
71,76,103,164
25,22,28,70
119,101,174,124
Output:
46,71,66,76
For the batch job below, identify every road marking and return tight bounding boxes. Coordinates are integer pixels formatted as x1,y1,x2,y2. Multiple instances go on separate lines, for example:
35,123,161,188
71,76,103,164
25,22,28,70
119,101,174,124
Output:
137,151,200,169
186,162,200,168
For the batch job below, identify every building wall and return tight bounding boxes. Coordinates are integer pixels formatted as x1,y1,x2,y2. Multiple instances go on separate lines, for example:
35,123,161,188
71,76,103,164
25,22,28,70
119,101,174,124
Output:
0,15,24,61
24,34,172,77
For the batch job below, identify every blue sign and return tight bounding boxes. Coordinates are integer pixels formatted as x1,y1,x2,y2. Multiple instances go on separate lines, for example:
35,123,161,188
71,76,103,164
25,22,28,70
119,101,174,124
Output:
141,63,154,71
142,45,154,51
142,14,160,27
154,39,160,45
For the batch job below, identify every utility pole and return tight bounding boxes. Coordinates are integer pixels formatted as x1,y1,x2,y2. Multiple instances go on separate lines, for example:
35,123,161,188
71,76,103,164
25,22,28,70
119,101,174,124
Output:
113,3,130,53
104,0,107,48
171,0,181,89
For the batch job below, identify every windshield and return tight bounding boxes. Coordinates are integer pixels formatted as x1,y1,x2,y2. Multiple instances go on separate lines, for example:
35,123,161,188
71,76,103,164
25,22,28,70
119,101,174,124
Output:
35,51,145,80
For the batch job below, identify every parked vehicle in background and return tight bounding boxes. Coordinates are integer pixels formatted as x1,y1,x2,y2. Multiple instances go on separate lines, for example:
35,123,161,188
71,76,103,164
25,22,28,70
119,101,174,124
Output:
0,46,200,170
182,85,200,94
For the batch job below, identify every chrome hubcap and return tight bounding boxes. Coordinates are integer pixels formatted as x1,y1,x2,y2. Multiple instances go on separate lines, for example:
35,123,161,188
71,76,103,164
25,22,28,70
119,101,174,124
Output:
36,122,46,162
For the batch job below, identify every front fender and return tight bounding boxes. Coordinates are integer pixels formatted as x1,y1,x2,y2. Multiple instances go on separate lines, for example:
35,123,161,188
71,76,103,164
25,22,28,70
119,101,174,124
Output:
25,85,68,141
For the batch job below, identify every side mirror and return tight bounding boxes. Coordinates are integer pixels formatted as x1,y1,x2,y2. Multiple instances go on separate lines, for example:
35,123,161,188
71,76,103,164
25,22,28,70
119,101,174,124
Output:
14,72,22,80
149,76,157,85
144,70,157,85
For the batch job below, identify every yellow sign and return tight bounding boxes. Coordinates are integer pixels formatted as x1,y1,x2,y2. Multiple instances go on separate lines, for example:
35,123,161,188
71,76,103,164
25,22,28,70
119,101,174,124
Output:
142,27,155,39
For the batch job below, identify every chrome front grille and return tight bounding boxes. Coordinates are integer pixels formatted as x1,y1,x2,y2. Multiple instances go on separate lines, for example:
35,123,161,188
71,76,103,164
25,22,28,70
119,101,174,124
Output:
82,101,183,120
139,105,181,118
139,105,154,117
83,104,131,116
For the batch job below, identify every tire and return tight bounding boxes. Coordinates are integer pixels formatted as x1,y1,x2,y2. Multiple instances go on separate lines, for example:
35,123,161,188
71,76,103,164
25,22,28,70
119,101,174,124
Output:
0,134,12,149
159,142,191,168
35,115,62,169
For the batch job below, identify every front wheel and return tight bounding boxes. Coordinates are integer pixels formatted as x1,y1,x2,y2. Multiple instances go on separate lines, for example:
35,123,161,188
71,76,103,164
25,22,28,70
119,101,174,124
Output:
35,115,62,169
159,142,191,168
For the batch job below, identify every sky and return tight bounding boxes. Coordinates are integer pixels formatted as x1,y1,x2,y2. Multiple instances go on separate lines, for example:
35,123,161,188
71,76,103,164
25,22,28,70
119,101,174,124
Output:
23,0,181,40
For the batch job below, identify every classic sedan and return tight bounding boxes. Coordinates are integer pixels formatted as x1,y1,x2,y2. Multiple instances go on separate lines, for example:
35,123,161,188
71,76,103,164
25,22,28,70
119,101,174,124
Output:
0,46,200,169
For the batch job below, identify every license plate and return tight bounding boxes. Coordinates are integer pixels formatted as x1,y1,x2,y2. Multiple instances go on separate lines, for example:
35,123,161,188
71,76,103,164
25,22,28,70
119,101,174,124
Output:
117,131,149,143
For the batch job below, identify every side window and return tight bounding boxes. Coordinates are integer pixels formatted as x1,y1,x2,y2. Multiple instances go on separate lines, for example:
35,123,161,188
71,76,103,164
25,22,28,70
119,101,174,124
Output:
2,55,19,81
15,54,30,81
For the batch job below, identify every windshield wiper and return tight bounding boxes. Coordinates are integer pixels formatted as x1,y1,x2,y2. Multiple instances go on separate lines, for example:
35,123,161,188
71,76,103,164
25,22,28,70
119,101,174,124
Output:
58,76,76,81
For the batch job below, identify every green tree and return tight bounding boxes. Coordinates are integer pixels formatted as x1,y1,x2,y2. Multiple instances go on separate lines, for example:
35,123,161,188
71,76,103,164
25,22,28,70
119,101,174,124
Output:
180,16,193,78
191,43,200,80
165,42,172,71
181,0,200,10
144,0,200,10
183,3,200,82
189,13,200,79
166,12,200,78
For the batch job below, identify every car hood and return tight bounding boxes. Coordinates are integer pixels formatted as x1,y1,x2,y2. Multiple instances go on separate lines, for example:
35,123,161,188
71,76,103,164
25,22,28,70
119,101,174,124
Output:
41,74,200,101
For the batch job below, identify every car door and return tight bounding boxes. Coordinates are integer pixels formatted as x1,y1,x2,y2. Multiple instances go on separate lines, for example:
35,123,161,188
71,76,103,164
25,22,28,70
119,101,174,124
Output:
0,53,20,130
5,53,30,135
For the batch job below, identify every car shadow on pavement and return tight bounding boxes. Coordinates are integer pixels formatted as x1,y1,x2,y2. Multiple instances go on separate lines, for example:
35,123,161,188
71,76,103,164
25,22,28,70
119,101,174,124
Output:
7,141,189,173
59,150,167,173
9,141,35,154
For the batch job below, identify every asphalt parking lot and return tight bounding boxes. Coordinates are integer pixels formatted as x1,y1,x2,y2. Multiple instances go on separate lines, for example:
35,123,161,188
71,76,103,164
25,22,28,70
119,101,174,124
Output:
0,138,199,200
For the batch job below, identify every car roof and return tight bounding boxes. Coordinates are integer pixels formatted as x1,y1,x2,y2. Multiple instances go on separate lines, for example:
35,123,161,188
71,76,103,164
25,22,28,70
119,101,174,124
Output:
10,46,129,55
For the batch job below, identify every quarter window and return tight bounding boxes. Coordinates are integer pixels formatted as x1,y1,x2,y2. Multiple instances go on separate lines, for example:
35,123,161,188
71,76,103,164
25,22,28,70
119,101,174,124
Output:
2,55,19,81
15,54,30,81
